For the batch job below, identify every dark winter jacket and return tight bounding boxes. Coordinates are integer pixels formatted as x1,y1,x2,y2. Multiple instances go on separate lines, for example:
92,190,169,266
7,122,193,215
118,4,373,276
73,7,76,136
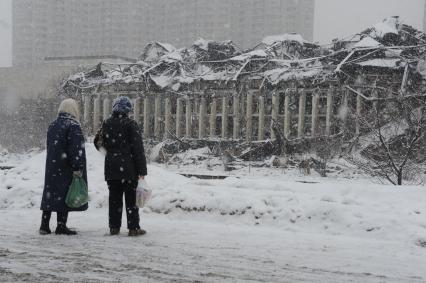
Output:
94,112,147,181
40,112,88,212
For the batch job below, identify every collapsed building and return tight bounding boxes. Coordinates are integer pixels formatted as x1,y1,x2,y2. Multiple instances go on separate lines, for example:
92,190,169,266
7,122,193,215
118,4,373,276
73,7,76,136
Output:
61,17,426,160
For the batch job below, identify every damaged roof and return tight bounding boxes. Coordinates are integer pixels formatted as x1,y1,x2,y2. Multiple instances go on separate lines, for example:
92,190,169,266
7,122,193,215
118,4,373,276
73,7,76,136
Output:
62,17,426,95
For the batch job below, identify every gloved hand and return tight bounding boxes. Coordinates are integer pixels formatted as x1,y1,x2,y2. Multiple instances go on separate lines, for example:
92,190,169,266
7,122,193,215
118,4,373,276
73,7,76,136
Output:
73,171,83,177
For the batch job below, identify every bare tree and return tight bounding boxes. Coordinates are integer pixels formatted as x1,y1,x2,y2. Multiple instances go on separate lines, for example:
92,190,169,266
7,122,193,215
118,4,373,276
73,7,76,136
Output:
349,96,426,185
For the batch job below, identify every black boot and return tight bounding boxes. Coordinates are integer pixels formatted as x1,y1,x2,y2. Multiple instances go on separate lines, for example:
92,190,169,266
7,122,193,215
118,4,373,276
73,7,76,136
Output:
110,228,120,235
55,211,77,235
39,211,52,235
128,228,146,237
55,225,77,235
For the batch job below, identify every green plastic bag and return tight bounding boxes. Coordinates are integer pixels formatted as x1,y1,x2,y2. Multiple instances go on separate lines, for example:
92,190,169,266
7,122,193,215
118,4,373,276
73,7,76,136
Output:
65,176,89,208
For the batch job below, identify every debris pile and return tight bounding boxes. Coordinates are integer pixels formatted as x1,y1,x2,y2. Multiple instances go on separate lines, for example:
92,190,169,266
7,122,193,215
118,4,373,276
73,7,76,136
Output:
62,17,426,96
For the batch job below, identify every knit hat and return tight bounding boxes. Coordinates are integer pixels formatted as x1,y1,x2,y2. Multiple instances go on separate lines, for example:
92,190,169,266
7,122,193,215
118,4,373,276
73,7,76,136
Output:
58,98,80,120
112,96,133,114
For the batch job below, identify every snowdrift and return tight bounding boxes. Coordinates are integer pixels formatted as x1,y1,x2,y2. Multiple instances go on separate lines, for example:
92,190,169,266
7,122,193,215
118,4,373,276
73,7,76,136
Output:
1,145,426,243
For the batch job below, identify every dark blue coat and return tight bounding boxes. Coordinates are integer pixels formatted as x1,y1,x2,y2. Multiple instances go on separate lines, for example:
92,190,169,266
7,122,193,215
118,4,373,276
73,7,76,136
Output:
40,112,88,212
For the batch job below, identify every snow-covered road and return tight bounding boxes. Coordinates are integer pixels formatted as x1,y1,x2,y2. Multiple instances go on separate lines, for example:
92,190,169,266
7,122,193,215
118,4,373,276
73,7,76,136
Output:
0,209,425,283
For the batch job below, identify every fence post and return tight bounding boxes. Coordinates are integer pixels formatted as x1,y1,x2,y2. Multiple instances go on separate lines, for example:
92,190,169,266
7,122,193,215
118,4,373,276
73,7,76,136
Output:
221,96,229,139
311,89,320,137
185,98,192,138
284,89,291,139
154,95,161,140
93,96,101,132
246,91,253,142
176,97,183,138
271,92,279,140
325,87,333,136
164,97,172,139
297,89,306,139
199,97,207,139
143,96,151,138
133,97,142,124
258,96,265,140
210,98,217,137
233,94,240,140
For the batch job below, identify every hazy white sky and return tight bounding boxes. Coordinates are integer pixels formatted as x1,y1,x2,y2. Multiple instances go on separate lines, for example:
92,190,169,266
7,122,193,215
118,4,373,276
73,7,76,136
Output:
314,0,424,43
0,0,424,67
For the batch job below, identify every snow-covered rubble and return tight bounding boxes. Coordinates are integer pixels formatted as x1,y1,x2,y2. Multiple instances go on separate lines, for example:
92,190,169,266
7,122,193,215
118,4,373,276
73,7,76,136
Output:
61,16,426,95
1,144,426,244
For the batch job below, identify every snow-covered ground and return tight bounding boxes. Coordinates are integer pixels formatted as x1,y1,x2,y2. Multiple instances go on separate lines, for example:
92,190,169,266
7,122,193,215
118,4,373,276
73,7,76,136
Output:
0,145,426,282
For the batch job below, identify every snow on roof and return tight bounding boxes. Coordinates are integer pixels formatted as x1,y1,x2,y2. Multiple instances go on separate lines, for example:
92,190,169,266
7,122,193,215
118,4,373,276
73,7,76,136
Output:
161,49,184,62
262,33,307,45
230,50,268,61
150,74,175,89
138,42,177,62
369,17,400,39
157,42,176,53
356,58,405,68
194,38,211,51
353,36,382,48
264,67,324,85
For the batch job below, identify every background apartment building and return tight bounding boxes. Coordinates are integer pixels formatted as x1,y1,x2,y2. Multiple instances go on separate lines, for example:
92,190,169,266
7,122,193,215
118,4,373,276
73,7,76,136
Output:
12,0,315,66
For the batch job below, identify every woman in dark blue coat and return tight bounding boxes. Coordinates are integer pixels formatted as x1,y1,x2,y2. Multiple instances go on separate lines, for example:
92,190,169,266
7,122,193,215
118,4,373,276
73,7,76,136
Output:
40,98,88,235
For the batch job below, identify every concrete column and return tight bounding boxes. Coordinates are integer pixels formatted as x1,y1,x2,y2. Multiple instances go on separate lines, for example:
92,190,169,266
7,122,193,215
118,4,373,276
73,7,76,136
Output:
221,96,229,139
355,75,364,135
258,96,265,140
102,96,111,121
311,90,320,137
154,95,161,140
176,98,183,138
372,89,379,111
93,96,101,132
199,97,207,139
297,89,306,139
284,89,291,139
325,87,334,136
209,98,217,137
340,88,349,133
164,97,172,139
133,97,142,124
185,98,192,138
271,93,279,140
246,91,254,142
232,94,240,140
83,95,92,130
143,96,151,138
356,94,363,135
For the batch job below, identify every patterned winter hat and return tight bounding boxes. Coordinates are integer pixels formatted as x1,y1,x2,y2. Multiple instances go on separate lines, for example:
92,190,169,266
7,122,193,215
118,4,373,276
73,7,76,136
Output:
112,96,133,114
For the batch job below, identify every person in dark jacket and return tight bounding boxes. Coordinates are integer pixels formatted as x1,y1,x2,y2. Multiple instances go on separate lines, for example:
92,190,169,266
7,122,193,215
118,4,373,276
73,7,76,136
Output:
94,96,147,236
40,98,88,235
